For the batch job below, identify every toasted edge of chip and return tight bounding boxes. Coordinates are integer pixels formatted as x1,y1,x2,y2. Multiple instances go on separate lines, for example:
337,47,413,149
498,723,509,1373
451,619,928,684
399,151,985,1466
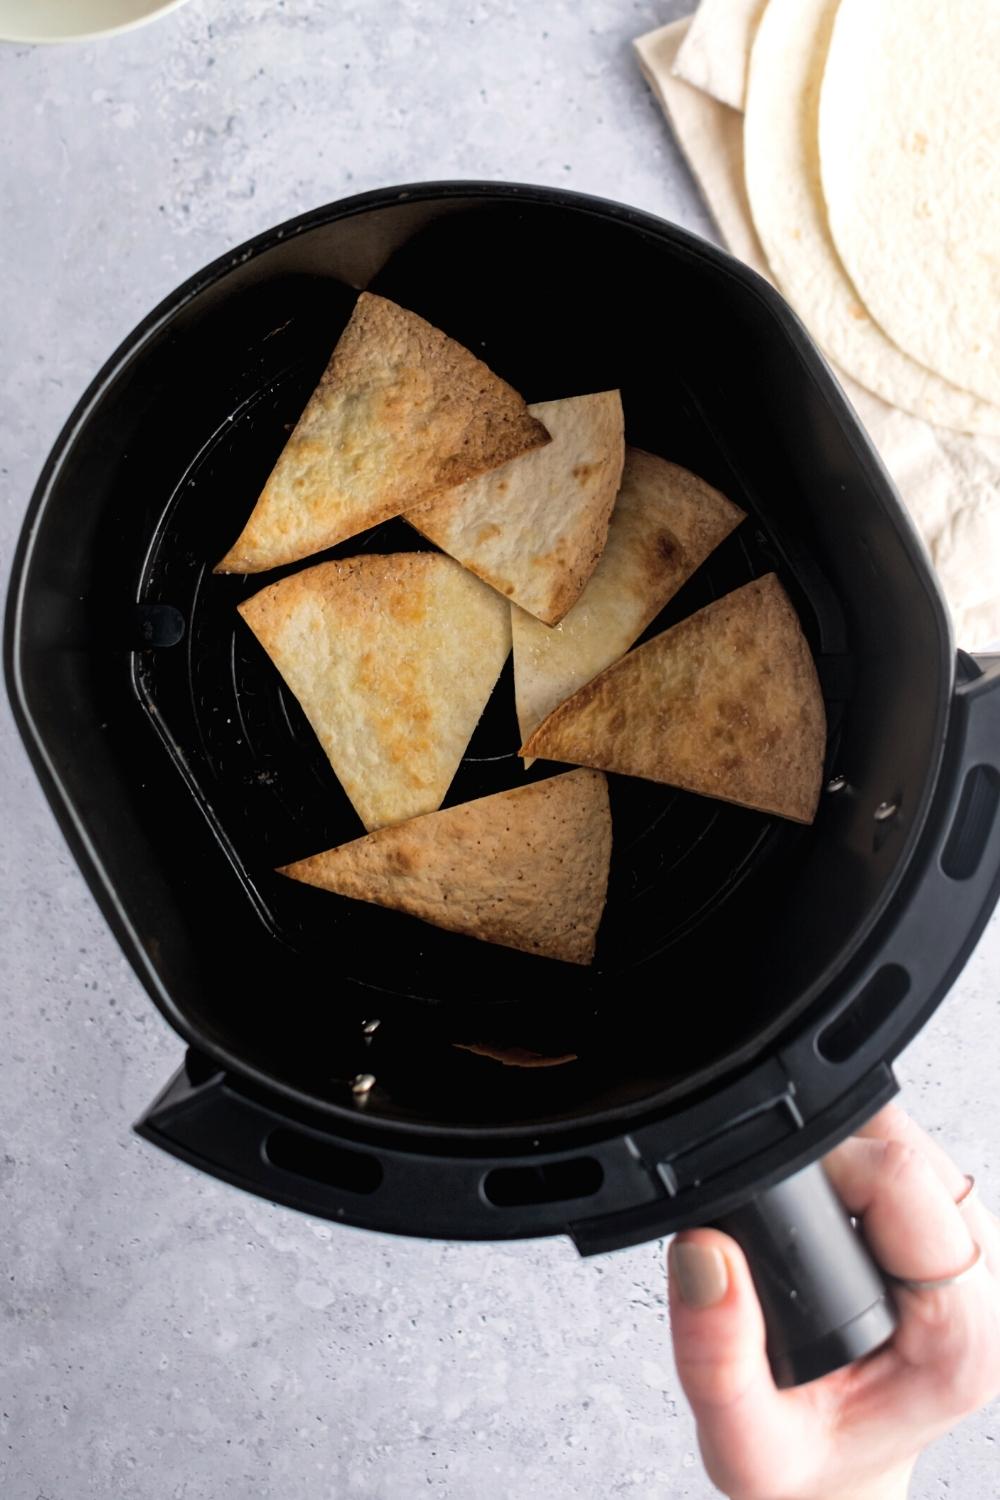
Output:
452,1043,579,1068
216,292,550,573
513,449,745,762
277,768,612,964
521,574,825,824
238,551,512,831
406,391,625,624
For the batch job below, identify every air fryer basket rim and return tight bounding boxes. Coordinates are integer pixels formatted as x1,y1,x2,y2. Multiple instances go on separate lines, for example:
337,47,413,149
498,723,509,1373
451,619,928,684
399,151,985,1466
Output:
5,179,966,1151
12,176,953,643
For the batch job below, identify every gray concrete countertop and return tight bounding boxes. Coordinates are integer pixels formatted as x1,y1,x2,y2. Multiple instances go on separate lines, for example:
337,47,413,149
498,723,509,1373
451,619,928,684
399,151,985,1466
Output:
1,3,997,1496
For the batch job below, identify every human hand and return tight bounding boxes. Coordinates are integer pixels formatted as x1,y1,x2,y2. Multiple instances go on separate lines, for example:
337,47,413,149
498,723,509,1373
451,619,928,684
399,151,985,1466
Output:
666,1103,1000,1500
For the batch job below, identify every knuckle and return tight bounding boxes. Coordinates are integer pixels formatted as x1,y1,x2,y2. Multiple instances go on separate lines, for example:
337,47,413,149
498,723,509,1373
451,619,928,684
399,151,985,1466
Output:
880,1139,924,1186
911,1287,957,1334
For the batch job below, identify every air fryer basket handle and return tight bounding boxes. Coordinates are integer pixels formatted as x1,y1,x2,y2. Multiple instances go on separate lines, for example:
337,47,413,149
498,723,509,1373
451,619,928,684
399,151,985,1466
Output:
718,654,1000,1388
714,1161,897,1388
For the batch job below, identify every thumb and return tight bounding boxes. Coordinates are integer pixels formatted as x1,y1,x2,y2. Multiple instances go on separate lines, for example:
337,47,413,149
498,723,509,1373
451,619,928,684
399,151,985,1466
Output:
668,1229,806,1495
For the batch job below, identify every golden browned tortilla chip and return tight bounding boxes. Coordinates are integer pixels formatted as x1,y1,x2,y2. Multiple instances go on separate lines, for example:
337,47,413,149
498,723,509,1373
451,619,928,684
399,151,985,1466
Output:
406,392,625,625
514,450,744,758
521,574,825,824
452,1042,579,1068
216,292,550,573
238,553,512,831
279,769,612,964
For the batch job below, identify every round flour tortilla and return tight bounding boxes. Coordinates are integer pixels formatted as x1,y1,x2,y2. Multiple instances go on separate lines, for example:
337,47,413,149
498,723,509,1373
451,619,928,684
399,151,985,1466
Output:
820,0,1000,409
638,14,1000,647
743,0,1000,438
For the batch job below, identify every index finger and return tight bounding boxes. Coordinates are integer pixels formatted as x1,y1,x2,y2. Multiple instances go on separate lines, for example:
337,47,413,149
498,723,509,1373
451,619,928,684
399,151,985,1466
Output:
824,1137,976,1283
855,1104,1000,1271
855,1102,968,1200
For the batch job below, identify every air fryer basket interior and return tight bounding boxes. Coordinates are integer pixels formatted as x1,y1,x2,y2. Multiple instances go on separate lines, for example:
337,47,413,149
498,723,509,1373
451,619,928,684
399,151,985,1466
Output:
11,189,951,1133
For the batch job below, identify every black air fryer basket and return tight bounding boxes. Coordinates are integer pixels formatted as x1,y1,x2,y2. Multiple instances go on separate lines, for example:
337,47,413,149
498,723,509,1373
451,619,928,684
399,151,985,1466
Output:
7,183,1000,1389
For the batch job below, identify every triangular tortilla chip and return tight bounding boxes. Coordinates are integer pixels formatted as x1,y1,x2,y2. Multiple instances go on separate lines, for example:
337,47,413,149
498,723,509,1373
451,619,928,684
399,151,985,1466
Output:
521,574,825,824
217,293,550,573
406,392,625,624
279,769,611,965
514,450,744,758
239,553,512,831
452,1042,579,1067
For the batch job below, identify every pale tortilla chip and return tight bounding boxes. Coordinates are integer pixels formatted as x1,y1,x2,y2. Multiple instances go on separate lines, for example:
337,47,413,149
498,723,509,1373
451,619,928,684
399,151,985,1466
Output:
217,293,550,573
238,553,512,831
514,450,744,758
279,769,612,965
406,392,625,625
522,575,825,825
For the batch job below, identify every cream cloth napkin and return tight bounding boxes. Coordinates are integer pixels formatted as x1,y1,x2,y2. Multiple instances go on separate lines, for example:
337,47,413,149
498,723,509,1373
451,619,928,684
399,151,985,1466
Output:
635,13,1000,647
670,0,766,110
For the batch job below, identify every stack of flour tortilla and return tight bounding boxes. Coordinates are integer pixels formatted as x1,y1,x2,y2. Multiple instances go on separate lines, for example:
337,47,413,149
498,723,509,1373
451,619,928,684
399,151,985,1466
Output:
636,0,1000,646
219,294,826,969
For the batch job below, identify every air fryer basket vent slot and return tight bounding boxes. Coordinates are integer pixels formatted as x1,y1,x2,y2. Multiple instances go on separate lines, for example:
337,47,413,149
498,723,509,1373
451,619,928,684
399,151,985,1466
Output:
265,1129,383,1194
942,765,1000,881
483,1158,604,1207
817,965,910,1064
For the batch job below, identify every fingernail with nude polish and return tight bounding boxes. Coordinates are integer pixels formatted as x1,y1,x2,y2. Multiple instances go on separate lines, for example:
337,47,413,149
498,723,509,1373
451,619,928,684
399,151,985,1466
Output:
670,1240,729,1308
